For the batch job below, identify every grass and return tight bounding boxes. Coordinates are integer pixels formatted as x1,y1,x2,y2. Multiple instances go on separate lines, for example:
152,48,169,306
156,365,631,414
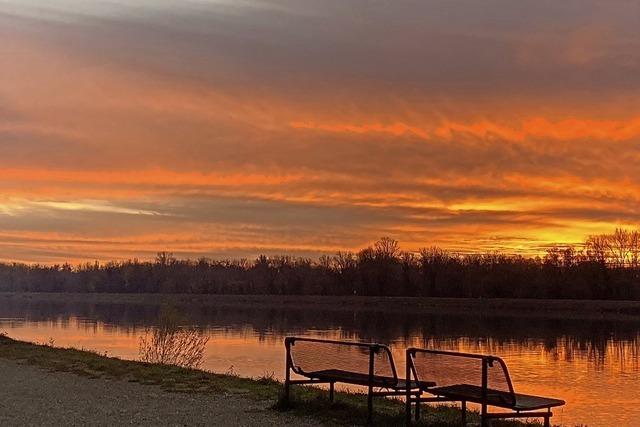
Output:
0,333,545,426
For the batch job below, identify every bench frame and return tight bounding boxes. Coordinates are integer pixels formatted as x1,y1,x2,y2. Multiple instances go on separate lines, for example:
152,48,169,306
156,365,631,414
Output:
283,337,423,424
405,348,559,427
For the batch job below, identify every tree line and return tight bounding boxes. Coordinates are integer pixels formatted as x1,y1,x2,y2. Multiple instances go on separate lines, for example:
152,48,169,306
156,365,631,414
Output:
2,229,640,300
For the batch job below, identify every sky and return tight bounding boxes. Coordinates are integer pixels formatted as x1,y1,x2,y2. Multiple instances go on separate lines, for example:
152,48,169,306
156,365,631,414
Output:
1,0,640,263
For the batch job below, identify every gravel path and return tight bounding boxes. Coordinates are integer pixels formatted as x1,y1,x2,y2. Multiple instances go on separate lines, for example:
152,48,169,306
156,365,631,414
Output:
0,358,320,426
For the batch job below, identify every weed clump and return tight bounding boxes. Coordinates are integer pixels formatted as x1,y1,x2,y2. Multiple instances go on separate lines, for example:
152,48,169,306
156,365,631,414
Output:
138,306,209,369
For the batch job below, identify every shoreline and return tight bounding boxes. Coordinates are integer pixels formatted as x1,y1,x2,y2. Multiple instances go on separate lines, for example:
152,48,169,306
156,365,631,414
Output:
0,334,503,426
1,292,640,320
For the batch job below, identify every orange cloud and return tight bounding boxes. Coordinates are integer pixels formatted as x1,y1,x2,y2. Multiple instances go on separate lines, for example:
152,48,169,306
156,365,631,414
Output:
0,168,303,188
290,121,430,139
291,116,640,143
2,6,640,264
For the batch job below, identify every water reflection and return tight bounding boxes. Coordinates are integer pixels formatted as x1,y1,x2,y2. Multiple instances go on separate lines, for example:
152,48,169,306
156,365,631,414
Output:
0,297,638,426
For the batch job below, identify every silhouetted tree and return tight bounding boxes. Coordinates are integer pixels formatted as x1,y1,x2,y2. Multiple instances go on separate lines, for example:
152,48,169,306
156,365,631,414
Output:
2,230,640,300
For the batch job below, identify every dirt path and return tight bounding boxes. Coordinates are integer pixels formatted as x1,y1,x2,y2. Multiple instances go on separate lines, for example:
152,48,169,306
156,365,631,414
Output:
0,358,319,426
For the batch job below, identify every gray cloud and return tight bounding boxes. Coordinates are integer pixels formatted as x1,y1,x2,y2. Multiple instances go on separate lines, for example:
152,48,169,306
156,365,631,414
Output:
2,0,640,101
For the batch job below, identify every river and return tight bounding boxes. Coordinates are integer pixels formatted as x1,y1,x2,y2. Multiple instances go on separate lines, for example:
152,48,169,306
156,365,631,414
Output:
0,295,637,426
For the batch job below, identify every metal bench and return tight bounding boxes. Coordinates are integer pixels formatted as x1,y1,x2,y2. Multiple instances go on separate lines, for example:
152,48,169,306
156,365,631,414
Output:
405,348,565,427
283,337,433,424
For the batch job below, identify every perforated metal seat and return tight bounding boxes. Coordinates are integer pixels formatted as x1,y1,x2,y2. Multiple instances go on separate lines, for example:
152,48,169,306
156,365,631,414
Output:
430,384,565,410
283,337,426,424
406,348,566,427
309,368,435,389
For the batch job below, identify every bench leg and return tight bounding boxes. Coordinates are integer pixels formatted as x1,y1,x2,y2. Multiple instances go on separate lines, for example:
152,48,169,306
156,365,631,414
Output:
329,382,335,403
461,400,466,426
544,413,550,427
405,350,413,426
284,343,291,406
414,394,420,421
480,402,488,427
367,388,373,425
283,374,290,406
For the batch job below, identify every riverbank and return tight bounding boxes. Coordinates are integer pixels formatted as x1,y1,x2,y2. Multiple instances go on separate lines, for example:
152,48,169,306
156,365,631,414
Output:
2,292,640,320
0,334,539,426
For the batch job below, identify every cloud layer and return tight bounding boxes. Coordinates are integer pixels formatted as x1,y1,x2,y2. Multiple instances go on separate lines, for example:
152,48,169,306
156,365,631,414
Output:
1,0,640,262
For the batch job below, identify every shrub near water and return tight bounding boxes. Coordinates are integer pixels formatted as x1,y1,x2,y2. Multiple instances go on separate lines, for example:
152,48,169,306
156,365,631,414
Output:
138,306,209,369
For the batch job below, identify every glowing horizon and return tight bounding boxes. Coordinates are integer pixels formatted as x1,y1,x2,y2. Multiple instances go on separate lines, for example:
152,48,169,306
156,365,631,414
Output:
2,0,640,263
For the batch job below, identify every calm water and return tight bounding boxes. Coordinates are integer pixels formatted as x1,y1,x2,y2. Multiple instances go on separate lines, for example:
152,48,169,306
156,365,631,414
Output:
0,298,638,426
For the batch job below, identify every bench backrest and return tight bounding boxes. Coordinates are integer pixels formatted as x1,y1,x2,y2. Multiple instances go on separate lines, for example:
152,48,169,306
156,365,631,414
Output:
408,348,516,405
285,337,398,383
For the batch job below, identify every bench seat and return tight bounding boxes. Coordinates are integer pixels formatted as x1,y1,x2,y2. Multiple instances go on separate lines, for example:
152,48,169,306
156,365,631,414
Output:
309,368,435,389
285,337,426,424
430,384,565,411
406,348,565,426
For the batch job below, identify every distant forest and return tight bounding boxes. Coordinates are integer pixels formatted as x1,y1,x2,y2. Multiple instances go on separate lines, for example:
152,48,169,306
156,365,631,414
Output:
2,229,640,300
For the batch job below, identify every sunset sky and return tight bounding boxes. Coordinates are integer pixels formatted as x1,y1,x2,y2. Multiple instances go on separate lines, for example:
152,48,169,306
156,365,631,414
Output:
2,0,640,263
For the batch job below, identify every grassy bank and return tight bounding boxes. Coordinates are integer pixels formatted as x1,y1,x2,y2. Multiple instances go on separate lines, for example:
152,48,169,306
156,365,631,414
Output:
2,291,640,320
0,334,542,426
